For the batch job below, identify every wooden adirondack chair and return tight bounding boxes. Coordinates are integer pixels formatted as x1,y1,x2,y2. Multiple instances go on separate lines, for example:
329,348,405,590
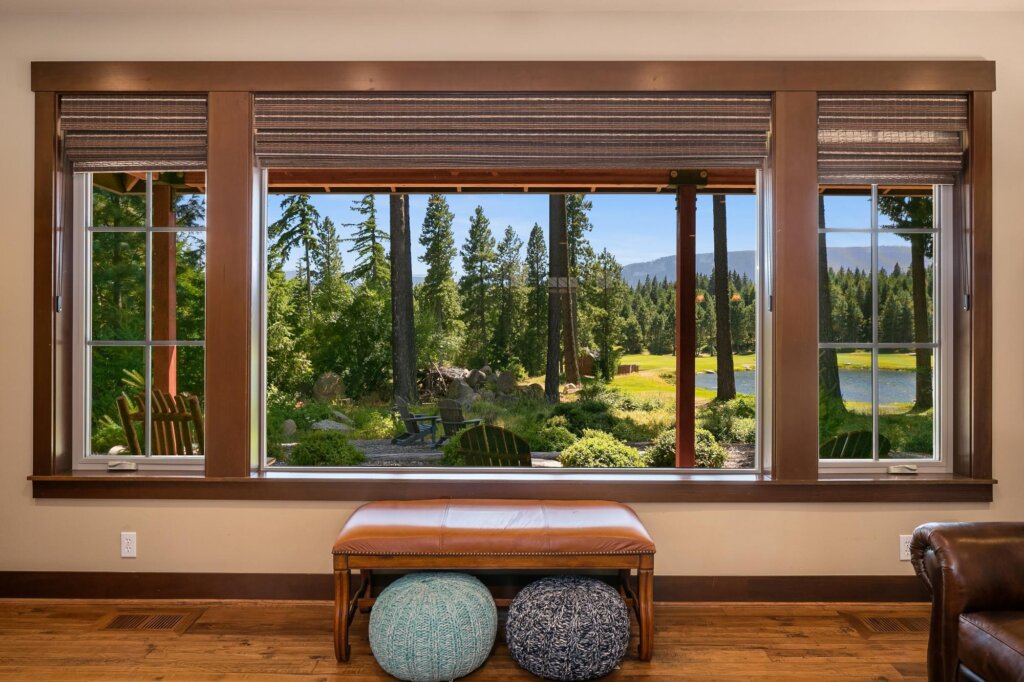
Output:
818,430,891,458
452,424,532,467
392,396,440,446
436,399,483,446
115,389,205,456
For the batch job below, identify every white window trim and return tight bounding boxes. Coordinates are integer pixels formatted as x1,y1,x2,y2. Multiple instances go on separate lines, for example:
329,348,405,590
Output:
819,184,953,473
72,172,204,471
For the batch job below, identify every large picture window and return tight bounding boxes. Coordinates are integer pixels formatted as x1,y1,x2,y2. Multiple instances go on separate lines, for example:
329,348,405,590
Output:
74,171,206,464
259,181,761,471
817,184,951,464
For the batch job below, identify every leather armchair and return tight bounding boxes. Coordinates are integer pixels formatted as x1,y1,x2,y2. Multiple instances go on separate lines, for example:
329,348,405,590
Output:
911,522,1024,681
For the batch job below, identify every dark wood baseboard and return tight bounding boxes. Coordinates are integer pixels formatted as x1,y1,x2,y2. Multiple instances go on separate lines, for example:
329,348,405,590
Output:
0,571,928,602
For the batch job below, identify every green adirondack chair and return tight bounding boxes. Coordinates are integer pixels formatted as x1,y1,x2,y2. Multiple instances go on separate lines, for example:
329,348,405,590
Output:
453,424,532,467
819,430,892,458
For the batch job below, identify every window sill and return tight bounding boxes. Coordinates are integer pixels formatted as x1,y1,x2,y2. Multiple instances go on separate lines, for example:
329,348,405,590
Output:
30,470,994,503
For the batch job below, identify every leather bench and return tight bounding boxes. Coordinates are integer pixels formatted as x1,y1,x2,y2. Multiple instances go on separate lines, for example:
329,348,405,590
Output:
332,498,656,663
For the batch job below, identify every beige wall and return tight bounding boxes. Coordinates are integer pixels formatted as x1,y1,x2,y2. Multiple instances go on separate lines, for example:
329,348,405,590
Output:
1,7,1022,577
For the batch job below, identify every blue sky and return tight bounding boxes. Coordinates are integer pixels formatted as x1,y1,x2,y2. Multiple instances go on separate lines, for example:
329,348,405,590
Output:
268,192,763,278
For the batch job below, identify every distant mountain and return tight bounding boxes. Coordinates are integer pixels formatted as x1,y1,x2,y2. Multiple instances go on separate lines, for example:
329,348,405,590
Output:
621,246,912,285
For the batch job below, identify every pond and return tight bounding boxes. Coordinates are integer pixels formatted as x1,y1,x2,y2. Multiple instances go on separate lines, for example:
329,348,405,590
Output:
694,369,917,405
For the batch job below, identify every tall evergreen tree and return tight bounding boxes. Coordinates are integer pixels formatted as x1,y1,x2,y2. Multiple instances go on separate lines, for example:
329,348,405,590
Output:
458,206,496,365
520,223,548,375
269,194,321,305
491,225,525,368
416,194,463,365
344,194,389,288
418,194,458,321
588,249,627,381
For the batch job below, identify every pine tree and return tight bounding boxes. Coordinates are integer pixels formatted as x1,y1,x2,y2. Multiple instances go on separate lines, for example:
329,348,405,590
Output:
588,249,627,381
416,194,463,365
269,194,321,304
520,223,548,375
344,194,389,288
491,225,525,368
418,194,458,321
458,206,496,365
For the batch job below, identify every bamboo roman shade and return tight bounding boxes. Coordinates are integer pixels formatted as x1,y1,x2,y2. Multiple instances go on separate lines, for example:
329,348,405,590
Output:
817,94,968,184
253,93,772,169
60,95,208,171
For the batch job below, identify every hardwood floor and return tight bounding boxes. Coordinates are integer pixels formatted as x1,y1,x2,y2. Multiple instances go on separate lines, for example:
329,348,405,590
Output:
0,599,930,681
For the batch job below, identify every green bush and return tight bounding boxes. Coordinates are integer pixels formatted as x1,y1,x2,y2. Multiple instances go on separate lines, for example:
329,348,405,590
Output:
533,424,577,452
552,399,616,435
346,406,399,440
288,431,366,467
92,414,128,454
732,417,757,445
644,429,676,468
559,430,645,468
611,418,663,443
697,396,756,443
440,431,465,466
695,428,727,468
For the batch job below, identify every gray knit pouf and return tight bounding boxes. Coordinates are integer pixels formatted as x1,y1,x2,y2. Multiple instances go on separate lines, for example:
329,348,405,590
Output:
505,576,631,681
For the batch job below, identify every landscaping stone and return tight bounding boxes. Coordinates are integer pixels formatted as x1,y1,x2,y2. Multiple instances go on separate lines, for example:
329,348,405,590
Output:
282,419,297,437
480,365,494,378
466,369,486,390
447,378,477,404
312,419,351,432
312,371,344,402
496,370,518,394
330,410,353,424
519,383,544,400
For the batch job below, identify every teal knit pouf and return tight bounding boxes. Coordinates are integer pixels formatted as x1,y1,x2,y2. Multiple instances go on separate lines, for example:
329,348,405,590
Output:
369,573,497,681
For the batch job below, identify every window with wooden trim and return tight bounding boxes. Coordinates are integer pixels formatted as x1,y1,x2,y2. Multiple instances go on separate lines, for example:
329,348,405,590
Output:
73,171,207,466
28,62,995,502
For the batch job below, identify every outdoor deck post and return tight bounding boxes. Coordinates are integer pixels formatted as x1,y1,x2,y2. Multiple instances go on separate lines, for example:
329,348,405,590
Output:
545,195,564,402
152,181,177,396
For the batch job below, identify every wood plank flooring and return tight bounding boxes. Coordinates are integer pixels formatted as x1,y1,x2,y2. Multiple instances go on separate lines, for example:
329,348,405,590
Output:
0,599,930,681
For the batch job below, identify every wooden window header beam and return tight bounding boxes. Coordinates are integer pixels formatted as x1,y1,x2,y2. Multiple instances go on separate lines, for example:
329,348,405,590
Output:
31,61,995,94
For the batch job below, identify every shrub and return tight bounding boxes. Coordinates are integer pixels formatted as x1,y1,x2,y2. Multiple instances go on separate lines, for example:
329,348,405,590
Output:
92,414,128,454
611,418,664,443
440,432,466,466
533,424,577,452
732,417,757,445
697,396,756,443
347,406,400,440
288,431,366,467
695,428,727,468
559,430,645,468
644,430,676,468
552,399,616,435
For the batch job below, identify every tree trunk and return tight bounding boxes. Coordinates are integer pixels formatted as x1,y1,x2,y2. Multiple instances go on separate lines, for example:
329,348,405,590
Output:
910,234,933,411
818,195,843,405
554,195,581,385
389,194,417,404
545,196,564,402
712,195,736,400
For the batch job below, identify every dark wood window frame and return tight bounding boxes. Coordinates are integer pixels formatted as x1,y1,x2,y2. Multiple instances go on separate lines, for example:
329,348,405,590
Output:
30,61,995,502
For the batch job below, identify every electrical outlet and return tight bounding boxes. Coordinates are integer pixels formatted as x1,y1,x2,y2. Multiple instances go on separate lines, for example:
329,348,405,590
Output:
899,534,913,561
120,531,137,558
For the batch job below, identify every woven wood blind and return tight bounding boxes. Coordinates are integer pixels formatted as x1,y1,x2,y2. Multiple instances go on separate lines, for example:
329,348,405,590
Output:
253,93,772,169
60,95,208,171
818,94,968,184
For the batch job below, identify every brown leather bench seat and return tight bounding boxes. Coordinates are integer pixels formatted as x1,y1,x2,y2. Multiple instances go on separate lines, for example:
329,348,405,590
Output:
331,499,656,663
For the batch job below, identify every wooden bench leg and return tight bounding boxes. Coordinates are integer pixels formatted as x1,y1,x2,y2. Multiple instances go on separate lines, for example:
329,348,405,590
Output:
358,569,374,614
334,568,350,662
637,567,654,661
